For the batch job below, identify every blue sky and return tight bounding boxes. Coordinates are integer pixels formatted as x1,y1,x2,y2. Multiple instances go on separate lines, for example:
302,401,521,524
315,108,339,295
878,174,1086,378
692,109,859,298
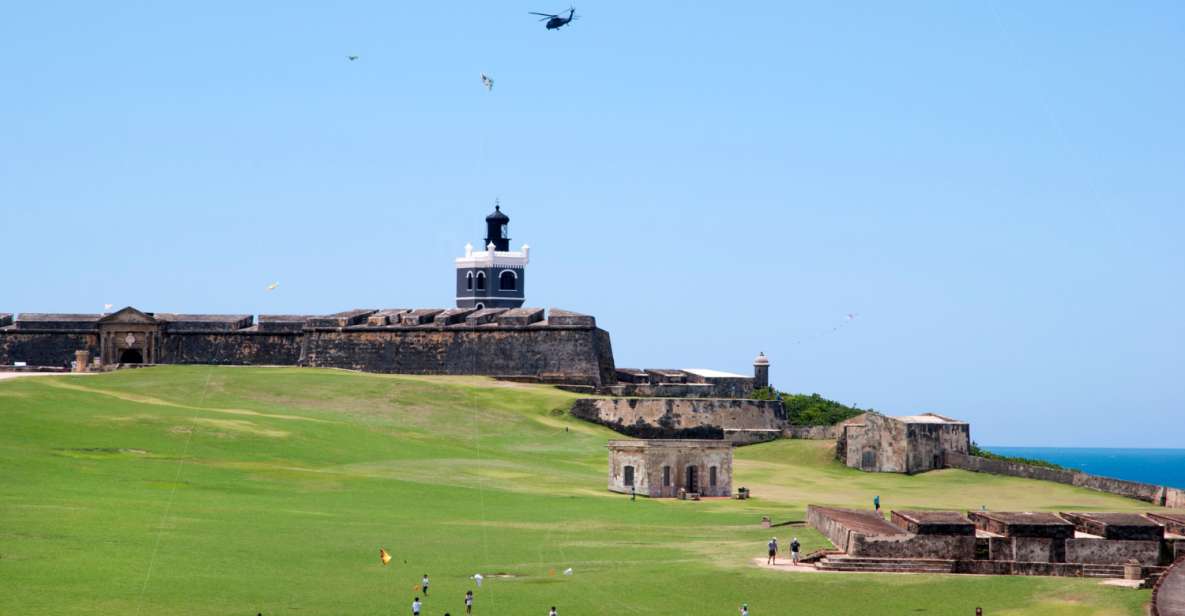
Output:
2,2,1182,446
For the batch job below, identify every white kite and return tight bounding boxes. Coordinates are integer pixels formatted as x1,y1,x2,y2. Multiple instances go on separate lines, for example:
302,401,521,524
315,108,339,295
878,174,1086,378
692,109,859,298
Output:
472,573,484,587
563,567,573,576
265,282,279,292
103,303,113,311
480,73,493,91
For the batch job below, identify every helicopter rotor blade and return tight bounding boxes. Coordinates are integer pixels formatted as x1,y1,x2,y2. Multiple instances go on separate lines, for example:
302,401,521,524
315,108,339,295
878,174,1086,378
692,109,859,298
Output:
528,12,557,17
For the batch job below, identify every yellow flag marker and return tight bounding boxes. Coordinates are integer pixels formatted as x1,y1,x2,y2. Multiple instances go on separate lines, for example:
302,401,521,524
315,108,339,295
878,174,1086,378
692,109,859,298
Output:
380,548,392,565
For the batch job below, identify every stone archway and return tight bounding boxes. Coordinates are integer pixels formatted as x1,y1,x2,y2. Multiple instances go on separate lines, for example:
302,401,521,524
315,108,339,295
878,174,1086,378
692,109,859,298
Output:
118,349,144,364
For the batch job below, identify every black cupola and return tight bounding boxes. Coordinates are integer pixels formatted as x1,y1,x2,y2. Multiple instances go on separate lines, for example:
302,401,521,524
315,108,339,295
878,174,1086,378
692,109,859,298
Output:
485,204,510,251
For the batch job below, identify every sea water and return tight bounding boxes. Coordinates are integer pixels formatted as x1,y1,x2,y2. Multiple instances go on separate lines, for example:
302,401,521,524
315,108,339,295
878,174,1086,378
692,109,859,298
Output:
985,447,1185,490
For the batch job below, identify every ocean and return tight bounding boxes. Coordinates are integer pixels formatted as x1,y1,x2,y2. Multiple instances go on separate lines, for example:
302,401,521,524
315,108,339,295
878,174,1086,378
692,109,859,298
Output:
985,447,1185,490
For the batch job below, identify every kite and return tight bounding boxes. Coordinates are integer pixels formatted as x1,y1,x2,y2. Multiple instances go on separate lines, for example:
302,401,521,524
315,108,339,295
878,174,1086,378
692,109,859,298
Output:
265,282,279,292
473,573,484,587
103,303,113,311
380,548,392,565
480,73,493,91
347,55,359,61
563,567,573,576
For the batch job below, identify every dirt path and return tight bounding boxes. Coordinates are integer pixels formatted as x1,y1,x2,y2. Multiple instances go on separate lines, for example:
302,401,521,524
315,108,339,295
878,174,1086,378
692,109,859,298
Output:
751,558,833,574
0,371,87,381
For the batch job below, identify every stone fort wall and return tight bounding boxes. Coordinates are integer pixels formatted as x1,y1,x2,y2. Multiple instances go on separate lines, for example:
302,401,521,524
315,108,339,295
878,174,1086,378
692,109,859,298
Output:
572,398,786,443
946,452,1185,509
0,307,616,385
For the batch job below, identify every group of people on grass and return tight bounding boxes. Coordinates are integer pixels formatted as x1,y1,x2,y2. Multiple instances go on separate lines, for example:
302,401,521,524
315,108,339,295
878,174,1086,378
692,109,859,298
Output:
765,536,801,565
407,573,559,616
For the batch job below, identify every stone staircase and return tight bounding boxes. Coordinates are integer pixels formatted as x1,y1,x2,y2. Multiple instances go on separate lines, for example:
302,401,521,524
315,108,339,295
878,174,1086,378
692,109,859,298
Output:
815,555,956,574
1081,564,1126,579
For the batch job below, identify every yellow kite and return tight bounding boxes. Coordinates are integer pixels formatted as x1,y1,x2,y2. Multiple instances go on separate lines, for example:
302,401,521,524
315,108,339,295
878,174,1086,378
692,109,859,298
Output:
380,548,392,565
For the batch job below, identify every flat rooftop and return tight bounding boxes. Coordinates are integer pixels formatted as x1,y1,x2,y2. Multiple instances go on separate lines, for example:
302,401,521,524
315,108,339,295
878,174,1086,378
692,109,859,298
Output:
607,439,731,450
972,512,1070,526
894,413,966,424
682,368,749,379
894,510,974,525
1063,512,1160,527
811,506,907,537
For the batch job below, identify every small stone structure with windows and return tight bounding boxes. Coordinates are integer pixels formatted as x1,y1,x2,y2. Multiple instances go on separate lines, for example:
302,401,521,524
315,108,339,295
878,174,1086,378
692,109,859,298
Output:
455,202,528,309
606,439,732,498
835,412,970,474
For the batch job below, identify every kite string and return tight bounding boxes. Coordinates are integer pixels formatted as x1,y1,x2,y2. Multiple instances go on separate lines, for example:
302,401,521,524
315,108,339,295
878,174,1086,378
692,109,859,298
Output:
133,366,215,616
471,389,496,612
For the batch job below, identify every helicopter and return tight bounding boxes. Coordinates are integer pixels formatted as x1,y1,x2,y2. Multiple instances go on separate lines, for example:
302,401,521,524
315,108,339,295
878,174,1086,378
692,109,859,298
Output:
529,8,578,30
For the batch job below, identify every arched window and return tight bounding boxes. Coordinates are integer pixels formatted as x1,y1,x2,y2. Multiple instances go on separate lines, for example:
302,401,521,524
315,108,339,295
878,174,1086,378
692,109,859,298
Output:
466,271,474,291
623,465,634,487
662,466,671,487
709,466,718,487
476,272,486,291
475,303,484,310
499,270,517,291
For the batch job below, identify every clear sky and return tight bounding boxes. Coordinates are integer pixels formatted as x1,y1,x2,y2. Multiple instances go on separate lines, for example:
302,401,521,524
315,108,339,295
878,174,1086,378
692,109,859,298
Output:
2,2,1182,447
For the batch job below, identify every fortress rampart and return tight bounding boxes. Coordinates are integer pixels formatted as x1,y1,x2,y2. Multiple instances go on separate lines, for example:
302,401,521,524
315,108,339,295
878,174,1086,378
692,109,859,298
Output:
0,306,616,385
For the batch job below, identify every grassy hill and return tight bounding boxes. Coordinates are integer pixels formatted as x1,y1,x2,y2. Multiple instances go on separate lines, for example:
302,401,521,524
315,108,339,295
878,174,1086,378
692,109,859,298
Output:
0,367,1163,615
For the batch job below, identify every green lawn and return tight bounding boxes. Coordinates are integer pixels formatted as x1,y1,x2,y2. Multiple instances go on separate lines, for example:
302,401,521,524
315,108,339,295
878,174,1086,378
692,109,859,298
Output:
0,367,1160,615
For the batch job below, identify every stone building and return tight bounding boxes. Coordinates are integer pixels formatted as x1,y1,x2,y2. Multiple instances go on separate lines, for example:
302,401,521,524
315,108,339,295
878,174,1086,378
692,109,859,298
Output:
607,439,732,498
836,412,970,474
455,203,528,309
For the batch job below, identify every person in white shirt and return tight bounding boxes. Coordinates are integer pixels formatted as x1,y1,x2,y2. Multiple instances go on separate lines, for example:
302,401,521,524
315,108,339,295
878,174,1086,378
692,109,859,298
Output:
549,607,558,616
421,574,430,596
465,590,474,614
411,597,422,616
740,603,749,616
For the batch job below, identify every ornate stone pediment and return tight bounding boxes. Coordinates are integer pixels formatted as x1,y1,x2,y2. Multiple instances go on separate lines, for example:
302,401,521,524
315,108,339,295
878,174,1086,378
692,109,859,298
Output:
98,306,158,326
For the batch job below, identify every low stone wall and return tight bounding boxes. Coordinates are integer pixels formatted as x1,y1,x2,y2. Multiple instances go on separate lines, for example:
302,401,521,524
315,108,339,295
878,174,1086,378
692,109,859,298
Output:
806,505,856,552
1065,538,1162,566
848,533,976,560
785,425,840,440
946,452,1183,508
571,398,786,442
565,382,751,399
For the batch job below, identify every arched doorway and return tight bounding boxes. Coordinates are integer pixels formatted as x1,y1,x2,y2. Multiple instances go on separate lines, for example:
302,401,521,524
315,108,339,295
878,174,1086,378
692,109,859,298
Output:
685,465,699,493
119,349,144,364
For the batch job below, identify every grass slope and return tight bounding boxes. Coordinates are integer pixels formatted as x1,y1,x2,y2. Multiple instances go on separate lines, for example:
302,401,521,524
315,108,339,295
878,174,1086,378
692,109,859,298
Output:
0,367,1161,615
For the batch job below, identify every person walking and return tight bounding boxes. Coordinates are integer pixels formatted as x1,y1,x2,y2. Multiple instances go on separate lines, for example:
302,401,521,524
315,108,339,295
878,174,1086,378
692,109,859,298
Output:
873,495,880,512
465,590,474,614
411,597,422,616
421,574,430,596
740,603,749,616
549,607,558,616
766,537,778,565
790,537,801,565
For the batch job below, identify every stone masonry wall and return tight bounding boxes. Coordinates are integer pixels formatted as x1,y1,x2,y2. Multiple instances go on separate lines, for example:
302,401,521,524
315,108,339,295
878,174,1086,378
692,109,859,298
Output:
785,425,841,440
946,452,1182,508
304,327,616,385
848,533,977,560
160,333,304,366
806,506,856,553
571,398,786,441
0,332,100,367
1065,539,1162,566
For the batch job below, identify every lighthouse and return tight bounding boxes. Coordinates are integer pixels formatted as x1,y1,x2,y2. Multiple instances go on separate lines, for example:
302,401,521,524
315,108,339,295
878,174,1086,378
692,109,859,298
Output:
455,203,529,309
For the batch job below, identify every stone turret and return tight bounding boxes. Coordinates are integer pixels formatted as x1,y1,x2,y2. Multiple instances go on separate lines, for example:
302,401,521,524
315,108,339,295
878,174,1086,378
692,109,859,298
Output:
753,352,770,389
